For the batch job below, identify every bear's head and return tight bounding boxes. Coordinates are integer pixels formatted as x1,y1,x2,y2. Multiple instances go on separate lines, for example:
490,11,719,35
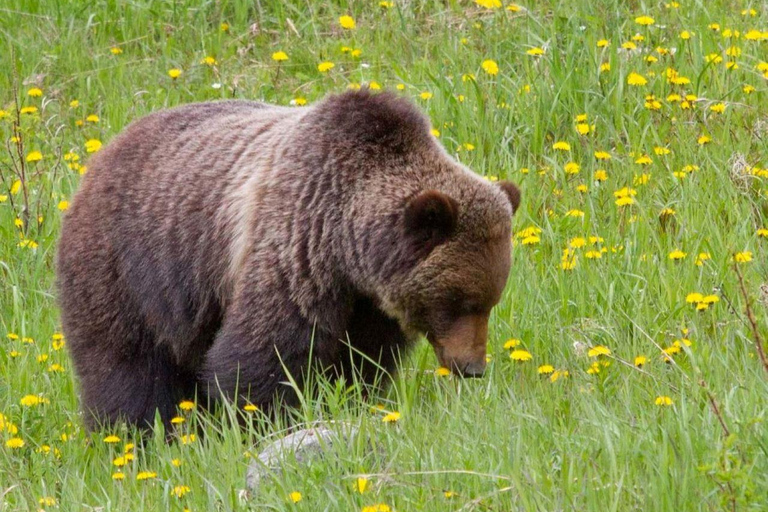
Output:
396,179,520,377
312,90,521,377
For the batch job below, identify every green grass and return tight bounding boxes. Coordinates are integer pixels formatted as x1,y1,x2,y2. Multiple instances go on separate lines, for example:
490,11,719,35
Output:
1,0,767,510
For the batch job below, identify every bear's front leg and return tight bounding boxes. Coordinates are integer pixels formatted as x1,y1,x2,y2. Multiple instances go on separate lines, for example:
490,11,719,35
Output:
198,276,337,412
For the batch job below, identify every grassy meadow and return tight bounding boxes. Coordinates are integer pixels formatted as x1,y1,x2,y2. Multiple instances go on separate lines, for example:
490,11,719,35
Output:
1,0,768,510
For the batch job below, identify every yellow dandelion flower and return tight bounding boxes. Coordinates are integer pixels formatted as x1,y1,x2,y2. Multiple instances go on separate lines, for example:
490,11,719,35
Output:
171,416,185,424
757,228,768,238
339,15,356,29
20,395,44,407
173,485,191,498
57,200,69,211
103,435,120,443
382,411,401,423
110,46,123,55
475,0,501,7
355,477,369,493
26,151,43,162
481,59,499,75
537,364,554,375
635,15,655,26
564,162,580,174
710,103,726,113
85,139,102,153
510,349,532,361
655,396,673,406
435,367,450,376
317,61,335,73
6,438,24,448
668,250,687,260
552,141,571,151
526,47,545,56
634,355,647,367
587,345,611,357
734,251,752,263
168,68,182,79
136,471,157,481
178,400,195,411
504,338,521,349
86,114,99,123
597,39,609,47
627,72,648,86
27,87,43,97
697,135,711,145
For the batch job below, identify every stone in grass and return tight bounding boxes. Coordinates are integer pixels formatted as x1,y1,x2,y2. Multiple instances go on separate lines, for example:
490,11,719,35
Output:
246,422,360,491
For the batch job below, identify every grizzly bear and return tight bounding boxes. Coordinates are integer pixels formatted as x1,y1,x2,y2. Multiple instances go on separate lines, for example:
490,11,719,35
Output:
57,90,521,430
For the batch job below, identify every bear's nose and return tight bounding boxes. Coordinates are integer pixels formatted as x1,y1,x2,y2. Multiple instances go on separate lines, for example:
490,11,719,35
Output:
457,360,486,378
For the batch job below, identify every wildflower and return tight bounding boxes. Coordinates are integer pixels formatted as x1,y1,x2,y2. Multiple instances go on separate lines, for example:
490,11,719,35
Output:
622,41,637,50
317,61,335,73
355,477,369,493
576,123,590,135
435,367,450,376
655,396,673,406
39,497,56,507
550,370,569,382
668,250,686,260
270,51,289,62
734,251,752,263
136,471,157,480
510,349,532,361
597,39,609,47
112,472,125,480
26,151,42,162
171,458,182,466
382,411,401,423
634,355,647,367
178,400,195,411
481,59,499,75
173,485,191,498
757,228,768,238
697,135,711,145
58,200,69,211
526,47,545,56
635,15,654,25
564,162,580,174
180,434,196,444
419,91,433,100
20,395,44,407
680,30,692,39
635,155,652,165
565,209,584,217
475,0,501,7
588,345,611,357
600,62,611,72
380,1,394,7
594,170,608,181
292,97,307,106
362,505,392,512
695,253,711,266
710,103,726,113
627,72,648,86
171,416,185,424
243,403,259,412
69,99,80,108
570,237,586,248
20,106,38,115
504,338,521,349
86,114,99,123
85,139,102,153
28,87,43,97
743,85,756,94
110,46,123,55
552,141,571,151
537,364,554,375
103,435,120,443
6,438,24,448
168,68,182,79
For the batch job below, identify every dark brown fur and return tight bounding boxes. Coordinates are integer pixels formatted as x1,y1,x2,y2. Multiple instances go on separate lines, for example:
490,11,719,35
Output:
56,90,520,430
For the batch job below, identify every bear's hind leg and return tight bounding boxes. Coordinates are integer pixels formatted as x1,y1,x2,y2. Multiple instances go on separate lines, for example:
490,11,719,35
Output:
78,342,198,431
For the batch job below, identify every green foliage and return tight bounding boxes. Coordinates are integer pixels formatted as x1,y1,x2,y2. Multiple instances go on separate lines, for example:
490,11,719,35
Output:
1,0,767,510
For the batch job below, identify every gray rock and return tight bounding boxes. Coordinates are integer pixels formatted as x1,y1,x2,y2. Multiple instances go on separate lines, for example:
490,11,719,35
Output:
246,422,359,491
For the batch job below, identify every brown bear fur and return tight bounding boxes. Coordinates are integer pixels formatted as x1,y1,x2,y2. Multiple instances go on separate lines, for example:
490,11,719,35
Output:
56,90,521,430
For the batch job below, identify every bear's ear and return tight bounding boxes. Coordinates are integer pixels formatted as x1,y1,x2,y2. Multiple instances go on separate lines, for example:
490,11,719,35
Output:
497,181,521,214
404,190,459,256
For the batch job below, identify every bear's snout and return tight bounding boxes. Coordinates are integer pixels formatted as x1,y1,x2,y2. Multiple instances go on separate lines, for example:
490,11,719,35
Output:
432,314,489,378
